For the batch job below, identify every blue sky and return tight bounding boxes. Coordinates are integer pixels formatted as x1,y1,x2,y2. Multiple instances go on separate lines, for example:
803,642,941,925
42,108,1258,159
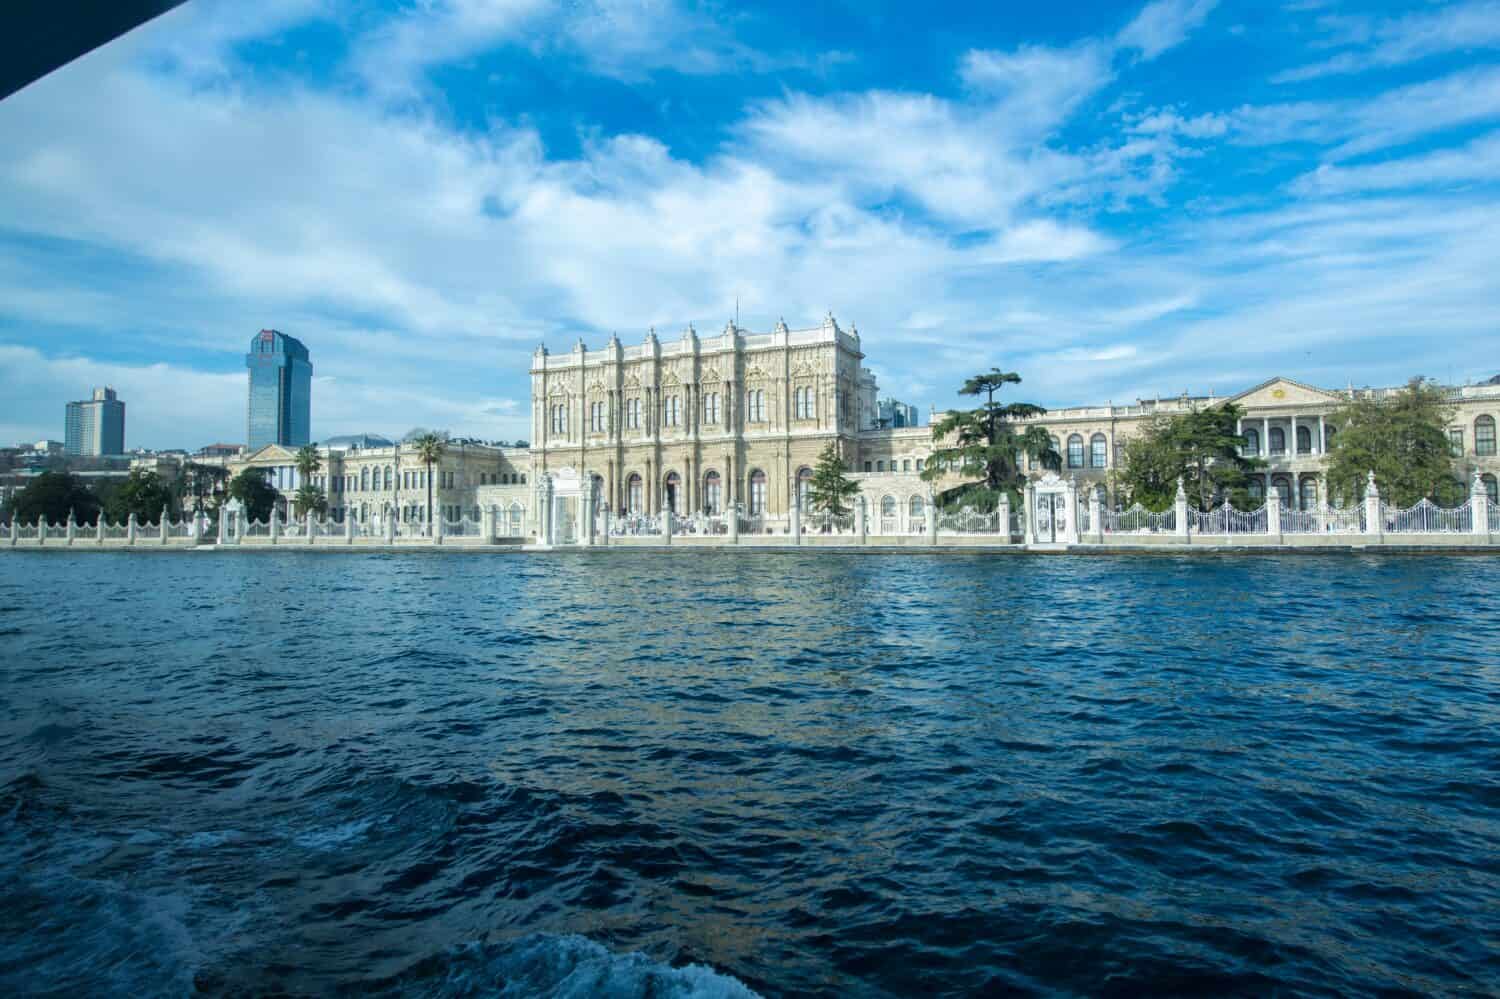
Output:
1,0,1498,449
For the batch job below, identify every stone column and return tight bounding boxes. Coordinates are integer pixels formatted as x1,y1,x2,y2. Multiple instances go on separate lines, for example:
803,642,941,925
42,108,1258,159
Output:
1290,414,1299,457
600,505,611,546
998,493,1012,543
1023,479,1037,544
1363,471,1382,536
345,509,355,544
1262,417,1269,456
270,508,281,544
435,505,445,545
1470,469,1488,537
1088,486,1103,543
307,509,316,545
386,507,397,545
855,494,867,545
926,488,938,545
1266,485,1282,542
160,506,170,545
37,517,47,546
1317,414,1326,454
1062,477,1080,545
790,491,802,545
728,501,740,544
1174,478,1189,540
9,517,17,546
128,513,137,546
660,506,672,544
482,504,495,543
580,487,594,547
66,511,76,546
98,515,106,545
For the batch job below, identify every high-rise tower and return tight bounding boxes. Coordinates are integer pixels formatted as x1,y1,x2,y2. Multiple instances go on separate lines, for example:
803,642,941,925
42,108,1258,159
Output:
65,386,126,456
245,329,311,450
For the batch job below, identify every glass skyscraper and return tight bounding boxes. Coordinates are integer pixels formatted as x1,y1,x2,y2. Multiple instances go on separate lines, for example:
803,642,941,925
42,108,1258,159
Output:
246,330,312,451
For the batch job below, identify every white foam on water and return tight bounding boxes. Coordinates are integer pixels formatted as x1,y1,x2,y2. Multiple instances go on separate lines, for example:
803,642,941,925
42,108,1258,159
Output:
292,816,375,849
418,933,761,998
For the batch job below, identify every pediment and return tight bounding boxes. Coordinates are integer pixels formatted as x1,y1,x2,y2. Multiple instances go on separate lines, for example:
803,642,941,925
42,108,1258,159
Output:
547,384,570,398
790,361,816,379
745,365,768,381
700,367,721,384
661,370,681,387
242,444,298,463
623,374,642,389
1230,377,1340,408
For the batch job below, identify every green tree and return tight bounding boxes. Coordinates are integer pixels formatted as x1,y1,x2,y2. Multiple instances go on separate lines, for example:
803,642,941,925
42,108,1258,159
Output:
3,471,101,525
293,483,328,517
105,469,175,523
1325,377,1464,507
920,368,1055,510
410,430,449,528
1119,403,1261,511
178,462,228,512
228,468,278,522
806,442,861,517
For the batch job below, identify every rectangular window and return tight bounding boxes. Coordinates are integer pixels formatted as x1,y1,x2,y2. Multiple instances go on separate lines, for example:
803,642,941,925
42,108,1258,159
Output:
863,461,872,473
1449,428,1464,457
704,392,720,425
626,398,640,430
915,459,924,471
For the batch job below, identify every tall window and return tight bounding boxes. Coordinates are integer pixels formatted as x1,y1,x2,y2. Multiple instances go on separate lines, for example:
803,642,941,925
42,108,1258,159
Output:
1296,425,1312,454
748,469,766,514
704,392,720,425
703,471,722,514
909,495,924,520
1273,476,1292,505
361,467,369,491
1269,427,1286,455
1484,474,1498,506
1090,434,1107,468
796,467,813,508
1242,428,1260,456
627,473,643,513
746,389,766,423
1248,478,1264,501
1048,436,1061,470
625,397,641,429
1067,434,1084,469
881,495,896,518
1476,415,1496,456
384,467,393,490
1448,428,1464,457
1299,477,1317,511
550,403,568,434
590,401,605,432
663,395,680,427
664,471,681,513
793,386,814,420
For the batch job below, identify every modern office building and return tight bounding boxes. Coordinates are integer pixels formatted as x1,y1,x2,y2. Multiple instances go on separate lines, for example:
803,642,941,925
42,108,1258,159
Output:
877,398,921,429
64,386,125,456
245,330,312,451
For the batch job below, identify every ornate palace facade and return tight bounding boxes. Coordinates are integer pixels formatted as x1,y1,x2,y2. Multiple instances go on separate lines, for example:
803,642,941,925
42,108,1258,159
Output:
528,314,875,520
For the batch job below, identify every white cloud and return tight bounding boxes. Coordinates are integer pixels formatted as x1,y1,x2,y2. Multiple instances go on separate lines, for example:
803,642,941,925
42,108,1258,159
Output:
1275,1,1500,82
1291,131,1500,195
1117,0,1220,60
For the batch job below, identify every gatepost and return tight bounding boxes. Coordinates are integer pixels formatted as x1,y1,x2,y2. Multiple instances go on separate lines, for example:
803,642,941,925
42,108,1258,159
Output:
128,513,138,546
580,488,594,547
1088,486,1103,544
160,506,170,545
97,514,106,545
1471,469,1489,538
66,510,76,546
481,504,495,544
269,508,281,544
1174,479,1189,541
1265,487,1282,543
1363,472,1382,538
307,509,316,545
661,507,673,545
1023,479,1037,544
37,517,47,546
791,492,802,546
854,495,866,545
728,502,740,544
997,493,1012,543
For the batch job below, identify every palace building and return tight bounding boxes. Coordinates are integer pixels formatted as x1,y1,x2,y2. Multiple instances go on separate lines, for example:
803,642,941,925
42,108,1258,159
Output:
226,317,1500,537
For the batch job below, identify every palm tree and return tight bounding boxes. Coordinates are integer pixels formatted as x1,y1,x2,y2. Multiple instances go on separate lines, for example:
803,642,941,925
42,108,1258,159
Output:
292,445,324,521
411,431,449,533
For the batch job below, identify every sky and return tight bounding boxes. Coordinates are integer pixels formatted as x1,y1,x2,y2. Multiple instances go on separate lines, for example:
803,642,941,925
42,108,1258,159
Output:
1,0,1498,449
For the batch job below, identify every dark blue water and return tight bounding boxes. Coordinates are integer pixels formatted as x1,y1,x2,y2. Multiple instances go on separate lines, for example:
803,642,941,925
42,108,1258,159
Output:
1,552,1497,997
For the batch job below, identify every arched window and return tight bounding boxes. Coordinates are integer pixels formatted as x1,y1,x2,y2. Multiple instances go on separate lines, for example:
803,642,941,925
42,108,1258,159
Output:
1067,434,1084,468
703,470,722,514
1484,474,1498,506
1090,434,1107,468
1242,427,1260,456
748,469,767,514
1296,425,1312,455
1248,477,1265,501
1047,436,1061,470
1477,415,1497,456
664,471,681,513
627,473,643,514
1269,427,1286,455
360,467,369,491
1272,475,1292,505
796,467,813,508
881,495,896,517
909,495,924,518
384,466,393,490
1299,476,1317,511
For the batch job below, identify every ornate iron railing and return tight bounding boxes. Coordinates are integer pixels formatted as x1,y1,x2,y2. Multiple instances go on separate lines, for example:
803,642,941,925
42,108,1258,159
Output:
1190,504,1267,534
1383,499,1472,533
1102,504,1174,533
243,519,270,537
937,508,1001,534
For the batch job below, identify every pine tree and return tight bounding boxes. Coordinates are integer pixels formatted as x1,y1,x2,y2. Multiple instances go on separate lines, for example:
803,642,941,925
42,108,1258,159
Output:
806,442,861,518
919,368,1054,511
1325,378,1463,507
1118,402,1261,511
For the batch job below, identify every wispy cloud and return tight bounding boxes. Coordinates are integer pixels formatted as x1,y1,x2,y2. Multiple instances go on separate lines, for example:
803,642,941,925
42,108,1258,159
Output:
1275,0,1500,82
1117,0,1220,60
